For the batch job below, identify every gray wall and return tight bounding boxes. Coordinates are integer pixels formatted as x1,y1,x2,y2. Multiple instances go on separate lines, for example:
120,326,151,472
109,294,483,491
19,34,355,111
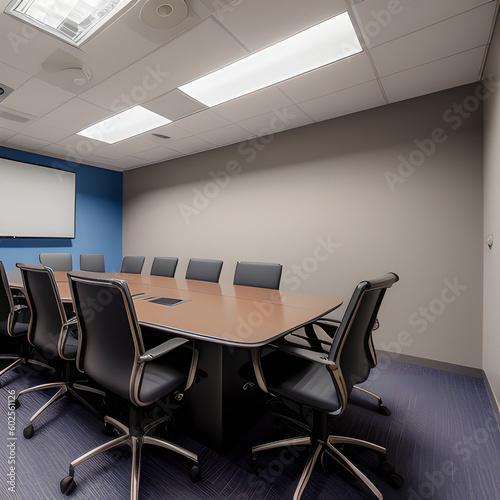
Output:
483,15,500,410
123,84,483,370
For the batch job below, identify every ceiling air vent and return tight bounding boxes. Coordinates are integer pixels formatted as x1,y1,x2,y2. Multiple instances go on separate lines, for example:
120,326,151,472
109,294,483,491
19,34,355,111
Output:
0,83,14,102
0,106,35,123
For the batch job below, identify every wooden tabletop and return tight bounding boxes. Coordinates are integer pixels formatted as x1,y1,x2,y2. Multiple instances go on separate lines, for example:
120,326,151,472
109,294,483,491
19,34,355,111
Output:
53,271,343,348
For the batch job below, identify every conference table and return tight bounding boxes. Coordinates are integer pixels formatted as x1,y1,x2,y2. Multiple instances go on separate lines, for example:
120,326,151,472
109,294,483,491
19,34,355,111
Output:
53,271,343,451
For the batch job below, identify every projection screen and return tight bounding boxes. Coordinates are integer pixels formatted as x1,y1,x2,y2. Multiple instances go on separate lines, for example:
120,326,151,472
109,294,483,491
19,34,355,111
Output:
0,158,76,238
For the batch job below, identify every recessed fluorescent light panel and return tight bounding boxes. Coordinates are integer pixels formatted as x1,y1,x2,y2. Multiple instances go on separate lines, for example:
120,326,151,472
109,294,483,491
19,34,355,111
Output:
77,106,172,144
179,12,362,107
4,0,136,46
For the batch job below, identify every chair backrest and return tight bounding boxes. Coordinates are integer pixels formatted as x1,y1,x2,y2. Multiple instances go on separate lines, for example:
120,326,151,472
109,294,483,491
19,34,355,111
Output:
0,261,15,336
150,257,178,278
328,273,399,404
80,254,105,272
39,253,72,271
16,263,68,357
120,256,145,274
68,274,144,404
233,261,282,289
185,258,223,283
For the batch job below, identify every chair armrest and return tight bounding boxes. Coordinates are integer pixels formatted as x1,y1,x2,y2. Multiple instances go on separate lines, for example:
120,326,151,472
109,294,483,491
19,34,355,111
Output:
139,337,189,363
274,338,335,366
63,316,79,339
287,319,339,351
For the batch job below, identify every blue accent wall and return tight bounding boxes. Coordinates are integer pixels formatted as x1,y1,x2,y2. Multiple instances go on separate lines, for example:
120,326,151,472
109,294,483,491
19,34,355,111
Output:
0,146,122,275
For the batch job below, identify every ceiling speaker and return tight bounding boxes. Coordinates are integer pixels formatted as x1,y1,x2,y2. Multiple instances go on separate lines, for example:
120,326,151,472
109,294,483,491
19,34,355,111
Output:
140,0,188,29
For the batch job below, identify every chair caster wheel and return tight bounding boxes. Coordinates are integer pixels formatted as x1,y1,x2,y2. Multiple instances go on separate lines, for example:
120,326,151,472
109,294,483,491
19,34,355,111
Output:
378,404,391,416
23,424,34,439
376,461,404,490
14,399,20,410
190,464,202,482
387,471,404,489
60,475,77,495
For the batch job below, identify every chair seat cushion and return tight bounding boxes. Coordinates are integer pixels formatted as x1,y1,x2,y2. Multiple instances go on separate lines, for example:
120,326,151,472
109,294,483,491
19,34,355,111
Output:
139,362,186,406
62,334,78,359
260,349,341,414
11,321,29,337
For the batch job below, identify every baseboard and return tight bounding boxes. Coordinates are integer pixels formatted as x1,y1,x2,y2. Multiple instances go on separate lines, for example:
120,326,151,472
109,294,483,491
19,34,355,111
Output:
377,350,500,427
482,370,500,428
376,350,483,378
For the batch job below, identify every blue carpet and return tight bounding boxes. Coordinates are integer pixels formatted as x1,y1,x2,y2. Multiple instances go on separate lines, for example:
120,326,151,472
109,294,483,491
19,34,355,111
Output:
1,359,499,499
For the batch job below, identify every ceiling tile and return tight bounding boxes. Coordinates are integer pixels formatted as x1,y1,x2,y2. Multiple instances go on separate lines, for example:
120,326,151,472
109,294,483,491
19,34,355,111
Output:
79,18,248,111
38,143,78,160
1,77,74,116
297,81,387,122
167,135,217,154
40,98,111,132
0,61,31,89
93,136,159,159
3,133,49,151
198,124,253,147
381,47,486,103
0,106,35,132
370,3,496,77
133,146,182,162
174,109,231,134
89,155,149,170
278,53,377,103
21,121,71,143
0,12,66,74
148,124,192,144
142,89,207,121
237,105,314,135
197,0,235,14
55,134,107,156
212,87,294,122
351,0,494,48
217,0,347,51
0,126,16,142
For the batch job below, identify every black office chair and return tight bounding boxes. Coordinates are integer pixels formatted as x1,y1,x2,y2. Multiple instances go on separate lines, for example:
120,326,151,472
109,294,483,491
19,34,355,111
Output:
60,273,200,498
120,256,145,274
185,258,223,283
250,273,401,500
285,275,399,416
150,257,178,278
39,253,73,271
0,261,30,379
233,261,282,289
80,254,105,272
14,264,104,438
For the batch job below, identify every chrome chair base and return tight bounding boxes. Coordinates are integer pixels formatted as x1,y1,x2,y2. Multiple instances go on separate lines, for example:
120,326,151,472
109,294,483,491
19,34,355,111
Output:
60,415,201,500
15,378,106,438
252,434,390,500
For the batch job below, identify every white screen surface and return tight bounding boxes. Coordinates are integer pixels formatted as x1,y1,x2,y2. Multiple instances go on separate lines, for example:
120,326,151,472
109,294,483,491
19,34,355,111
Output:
0,158,76,238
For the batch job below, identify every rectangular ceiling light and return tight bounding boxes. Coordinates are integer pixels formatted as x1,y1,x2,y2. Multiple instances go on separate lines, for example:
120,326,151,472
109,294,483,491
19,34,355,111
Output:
77,106,172,144
179,12,362,107
4,0,136,46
